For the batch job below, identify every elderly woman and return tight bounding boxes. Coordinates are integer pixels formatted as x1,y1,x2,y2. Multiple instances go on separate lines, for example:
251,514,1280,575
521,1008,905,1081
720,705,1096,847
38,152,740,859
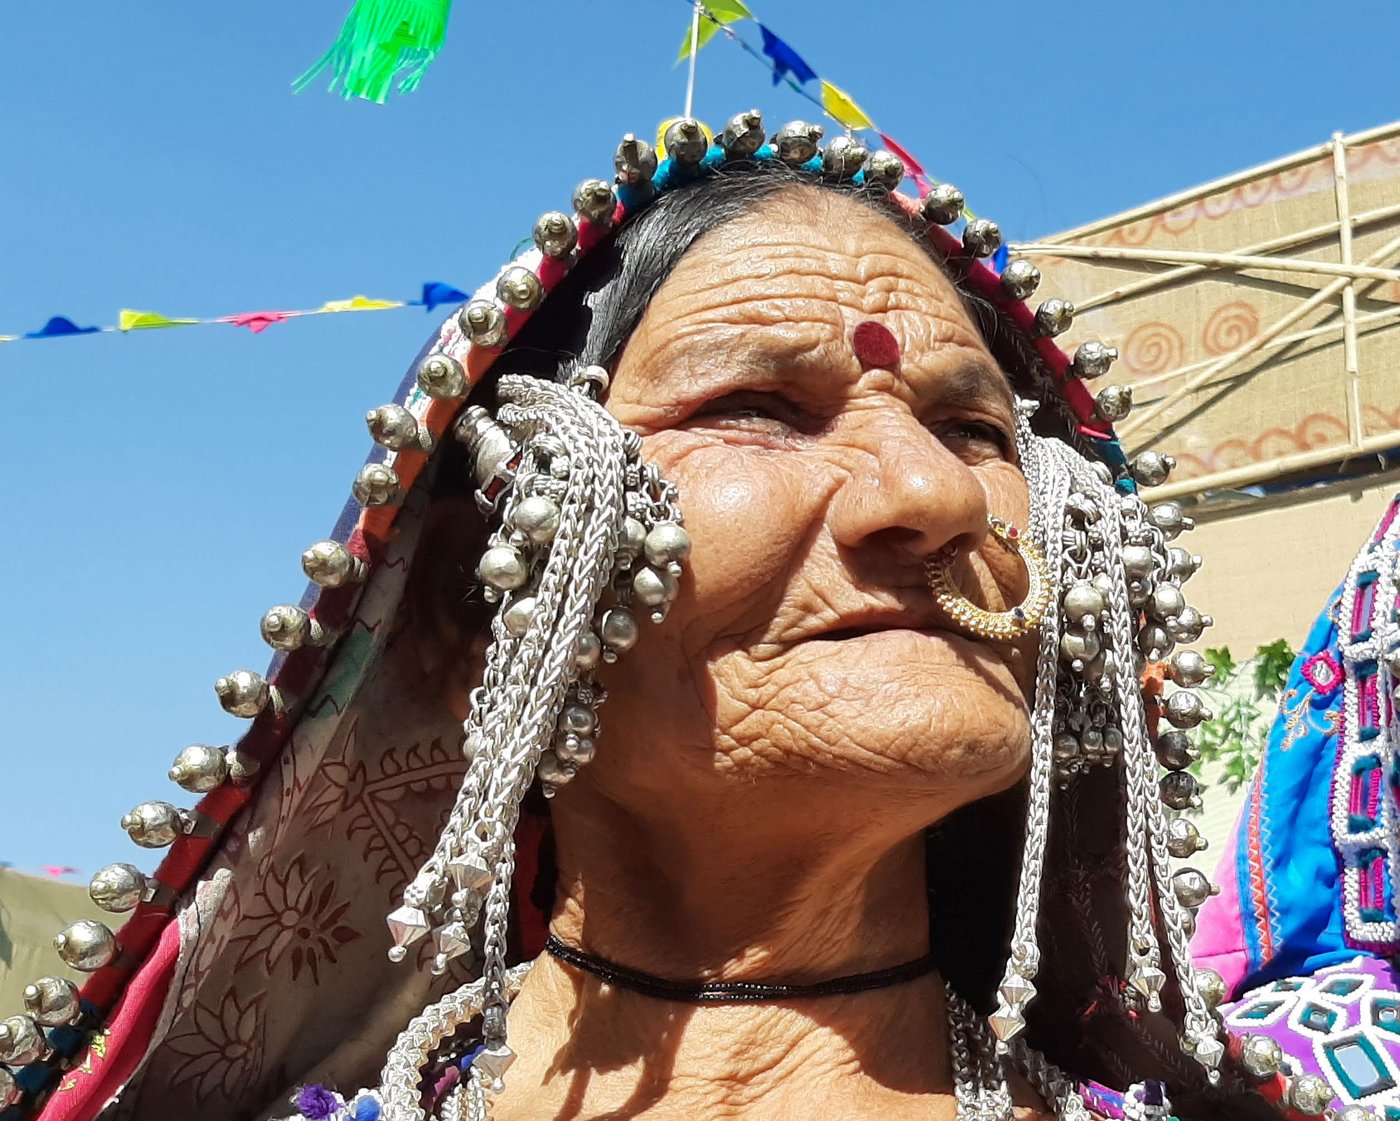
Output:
3,114,1304,1121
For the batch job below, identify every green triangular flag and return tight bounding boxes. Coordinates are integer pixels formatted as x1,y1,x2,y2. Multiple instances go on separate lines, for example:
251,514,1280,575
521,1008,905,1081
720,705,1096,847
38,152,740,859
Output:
295,0,454,103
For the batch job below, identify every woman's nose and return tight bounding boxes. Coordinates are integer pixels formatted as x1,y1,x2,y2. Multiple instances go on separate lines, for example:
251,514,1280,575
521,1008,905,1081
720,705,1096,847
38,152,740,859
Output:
827,411,989,562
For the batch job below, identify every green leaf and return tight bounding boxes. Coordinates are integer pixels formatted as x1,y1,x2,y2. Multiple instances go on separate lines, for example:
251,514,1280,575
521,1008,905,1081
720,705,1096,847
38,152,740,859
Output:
1252,638,1296,699
1203,646,1237,680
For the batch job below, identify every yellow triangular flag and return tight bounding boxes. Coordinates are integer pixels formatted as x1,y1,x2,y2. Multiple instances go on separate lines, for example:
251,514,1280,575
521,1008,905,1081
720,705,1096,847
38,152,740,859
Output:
118,309,198,331
676,0,753,62
655,117,713,159
0,335,16,343
820,80,875,132
317,295,403,313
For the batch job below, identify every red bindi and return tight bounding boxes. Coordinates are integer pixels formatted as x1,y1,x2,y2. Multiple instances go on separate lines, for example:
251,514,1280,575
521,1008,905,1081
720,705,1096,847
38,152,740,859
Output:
851,320,900,370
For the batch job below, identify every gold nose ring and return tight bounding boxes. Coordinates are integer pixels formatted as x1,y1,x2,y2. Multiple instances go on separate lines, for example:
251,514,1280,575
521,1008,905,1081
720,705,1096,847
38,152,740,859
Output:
926,517,1051,640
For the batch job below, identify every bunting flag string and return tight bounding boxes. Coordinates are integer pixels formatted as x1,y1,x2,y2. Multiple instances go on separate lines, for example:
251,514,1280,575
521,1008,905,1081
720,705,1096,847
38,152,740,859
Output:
0,282,471,345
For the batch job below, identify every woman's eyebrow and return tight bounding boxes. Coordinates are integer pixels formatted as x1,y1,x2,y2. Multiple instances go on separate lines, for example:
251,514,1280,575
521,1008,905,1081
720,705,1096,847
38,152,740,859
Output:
923,359,1016,417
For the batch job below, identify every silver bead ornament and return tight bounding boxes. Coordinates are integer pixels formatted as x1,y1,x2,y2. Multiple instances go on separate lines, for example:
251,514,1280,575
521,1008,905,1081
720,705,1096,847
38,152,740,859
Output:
259,604,319,652
643,522,692,566
1166,817,1208,858
1180,908,1198,941
474,1040,517,1088
572,178,617,226
386,904,430,962
1033,298,1075,337
1000,258,1041,301
632,565,678,607
366,404,433,452
1053,732,1079,764
663,118,708,165
1238,1032,1284,1078
537,751,577,796
559,704,597,737
1336,1106,1373,1121
1170,606,1213,644
496,266,544,313
502,595,537,638
1148,502,1194,539
532,211,578,259
456,406,517,494
821,135,868,181
1070,340,1119,380
1062,582,1106,627
1159,770,1202,810
555,732,596,765
447,850,493,894
719,109,765,158
1131,450,1177,488
89,861,148,912
53,919,118,972
773,120,823,165
0,1015,48,1067
962,218,1003,258
215,668,270,717
1155,730,1198,770
1172,868,1218,909
228,748,260,785
23,976,82,1028
121,800,190,848
1148,584,1186,623
1138,622,1176,661
458,300,509,348
617,517,648,563
1167,650,1214,687
1192,967,1227,1011
302,539,365,588
1095,384,1134,422
168,743,229,793
416,352,468,400
0,1066,19,1109
1120,544,1155,583
614,133,658,185
353,462,402,507
1060,629,1102,670
600,606,640,654
478,545,529,592
1286,1073,1333,1116
862,149,905,191
1164,691,1211,729
508,495,561,545
574,631,604,672
920,182,965,225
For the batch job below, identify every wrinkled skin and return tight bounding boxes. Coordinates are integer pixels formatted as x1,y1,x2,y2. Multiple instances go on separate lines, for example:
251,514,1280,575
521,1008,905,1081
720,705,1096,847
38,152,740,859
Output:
495,189,1049,1120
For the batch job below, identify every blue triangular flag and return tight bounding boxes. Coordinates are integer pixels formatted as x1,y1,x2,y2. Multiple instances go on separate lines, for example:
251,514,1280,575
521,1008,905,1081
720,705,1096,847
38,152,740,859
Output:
416,282,469,312
759,24,817,87
990,244,1010,275
25,316,100,339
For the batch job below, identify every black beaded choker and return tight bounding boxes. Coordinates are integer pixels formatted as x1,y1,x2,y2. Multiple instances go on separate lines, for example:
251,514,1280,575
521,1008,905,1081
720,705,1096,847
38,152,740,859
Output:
543,934,938,1004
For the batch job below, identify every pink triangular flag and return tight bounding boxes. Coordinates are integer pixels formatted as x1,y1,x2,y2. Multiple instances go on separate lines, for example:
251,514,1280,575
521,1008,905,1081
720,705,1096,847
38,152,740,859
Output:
229,310,292,334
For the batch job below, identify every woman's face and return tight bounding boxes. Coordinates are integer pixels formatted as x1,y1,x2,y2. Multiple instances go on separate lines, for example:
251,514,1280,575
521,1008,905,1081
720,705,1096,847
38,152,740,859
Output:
590,187,1035,827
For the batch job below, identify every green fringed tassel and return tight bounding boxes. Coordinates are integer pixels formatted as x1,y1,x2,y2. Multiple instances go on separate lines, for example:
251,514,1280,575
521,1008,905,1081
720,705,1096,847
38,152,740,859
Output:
294,0,454,103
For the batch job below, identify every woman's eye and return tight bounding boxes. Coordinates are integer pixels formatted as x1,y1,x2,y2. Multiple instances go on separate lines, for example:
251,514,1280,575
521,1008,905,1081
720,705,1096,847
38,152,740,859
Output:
938,420,1014,457
689,391,806,429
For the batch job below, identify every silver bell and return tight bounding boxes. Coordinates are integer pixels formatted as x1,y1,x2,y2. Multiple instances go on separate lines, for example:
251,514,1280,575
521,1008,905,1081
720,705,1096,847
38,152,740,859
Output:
1131,450,1177,488
352,462,402,507
415,352,467,399
23,976,82,1027
458,300,508,348
1164,691,1212,729
663,118,708,165
122,800,190,848
260,604,325,652
89,862,149,912
575,631,603,672
1000,258,1041,301
1148,584,1186,623
1154,730,1198,770
573,178,618,226
632,565,678,607
1070,340,1118,380
509,495,561,545
536,750,577,796
1121,544,1155,582
1148,502,1195,539
53,919,118,972
821,135,867,181
962,218,1002,258
477,545,529,592
1167,650,1213,688
502,595,538,638
1238,1033,1283,1078
1159,770,1201,810
496,266,544,312
1139,621,1176,662
921,182,964,225
1191,966,1227,1010
215,668,270,717
366,403,433,452
1171,867,1218,909
1286,1073,1333,1116
1170,606,1212,644
614,133,659,185
600,606,640,656
168,744,230,793
643,522,692,566
532,211,578,259
1033,298,1075,337
1166,817,1207,858
0,1015,49,1067
862,150,905,191
302,539,365,588
719,109,765,158
773,120,823,165
1095,384,1133,422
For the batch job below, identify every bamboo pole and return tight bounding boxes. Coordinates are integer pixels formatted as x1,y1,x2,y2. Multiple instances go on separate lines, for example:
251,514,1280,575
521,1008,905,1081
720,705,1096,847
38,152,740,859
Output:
1332,134,1365,446
1011,242,1400,286
1145,431,1400,502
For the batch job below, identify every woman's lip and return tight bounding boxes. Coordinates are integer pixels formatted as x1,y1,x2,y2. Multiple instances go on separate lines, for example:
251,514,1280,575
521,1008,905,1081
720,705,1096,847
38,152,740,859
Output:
811,624,959,642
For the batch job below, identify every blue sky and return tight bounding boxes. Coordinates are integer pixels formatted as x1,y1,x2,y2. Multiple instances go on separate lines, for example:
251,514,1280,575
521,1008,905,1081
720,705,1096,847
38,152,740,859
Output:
1,0,1397,878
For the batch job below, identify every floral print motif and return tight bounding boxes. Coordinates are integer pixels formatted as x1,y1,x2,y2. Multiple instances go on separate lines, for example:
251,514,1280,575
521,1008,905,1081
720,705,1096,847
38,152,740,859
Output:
230,855,360,984
164,989,266,1103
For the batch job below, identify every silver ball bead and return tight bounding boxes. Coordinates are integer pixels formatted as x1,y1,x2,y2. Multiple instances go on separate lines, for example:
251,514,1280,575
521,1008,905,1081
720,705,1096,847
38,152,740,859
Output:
1062,582,1106,626
719,109,765,157
509,495,561,545
862,149,905,191
1000,258,1041,301
0,1066,19,1109
89,862,147,912
1121,543,1156,582
458,300,508,348
1159,770,1201,810
632,565,679,607
1149,502,1195,539
416,352,467,399
23,976,82,1027
773,120,823,164
1164,690,1212,729
260,604,312,651
1095,384,1134,422
1172,867,1218,909
572,178,618,225
1033,298,1075,337
821,135,868,180
1155,730,1198,771
53,919,118,972
536,751,576,794
496,266,544,312
643,522,692,567
302,539,364,588
353,462,402,507
1168,650,1214,688
575,631,603,671
532,211,578,259
366,403,429,451
478,545,529,591
1060,629,1102,668
921,182,965,225
0,1014,48,1066
1287,1073,1334,1116
1167,816,1208,858
600,606,640,652
1053,732,1079,762
122,800,187,848
1335,1105,1373,1121
1166,547,1202,581
663,117,708,165
1138,622,1176,661
1170,606,1213,644
617,517,648,562
168,744,229,793
1238,1033,1284,1078
1070,340,1119,380
1132,450,1177,487
962,218,1002,258
614,133,658,185
502,595,537,638
560,704,597,736
215,669,270,717
1192,967,1227,1010
556,733,596,765
1149,584,1186,622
